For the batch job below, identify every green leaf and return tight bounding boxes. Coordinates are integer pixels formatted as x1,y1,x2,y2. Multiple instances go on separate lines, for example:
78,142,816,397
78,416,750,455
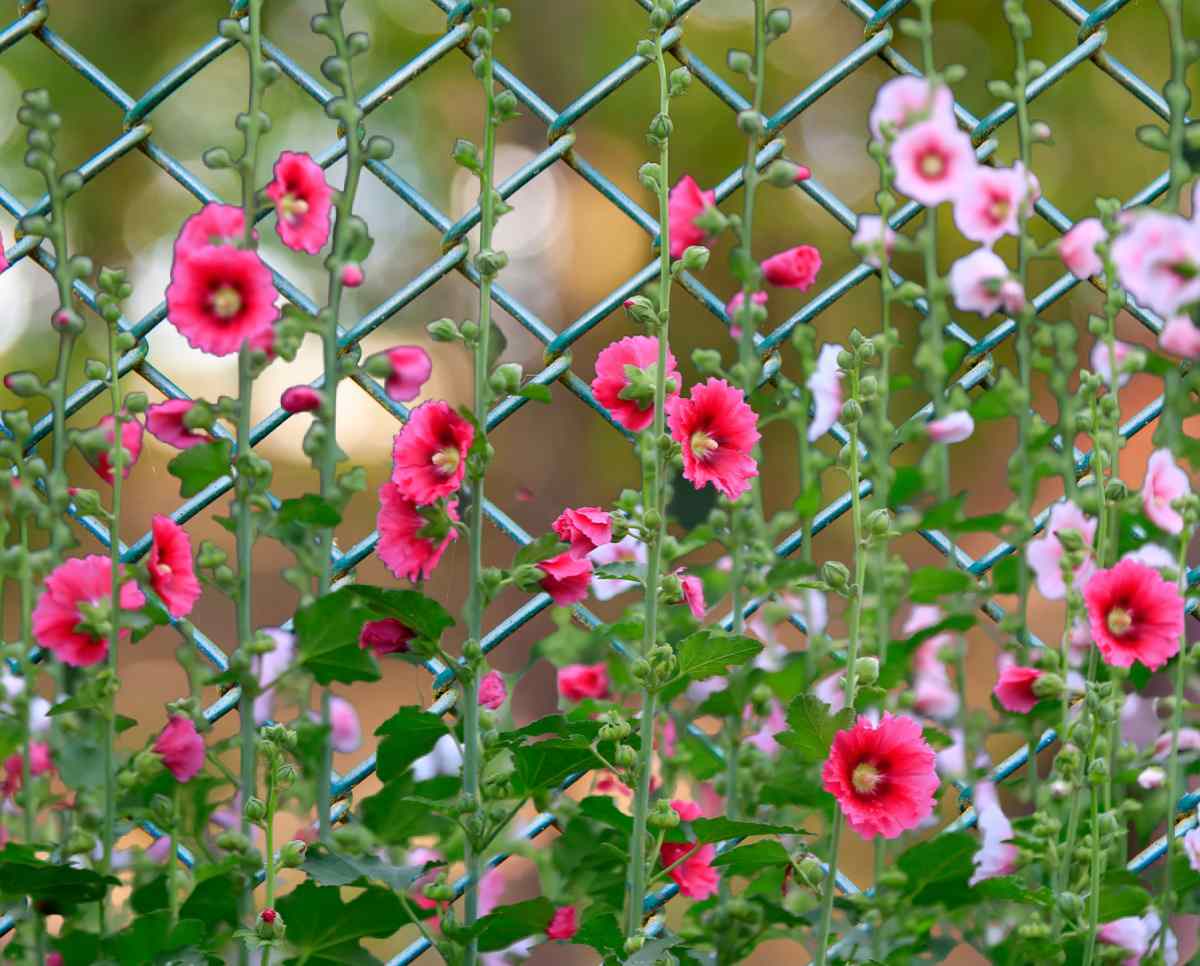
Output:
302,846,427,891
574,910,622,958
167,439,232,498
275,882,403,963
908,566,971,603
990,555,1022,594
778,693,853,763
514,740,599,794
689,817,805,844
474,897,554,952
130,874,168,914
0,850,118,906
277,494,341,527
178,872,239,928
897,832,976,907
889,465,925,507
360,783,444,844
710,840,790,875
108,912,205,963
517,383,552,403
514,531,568,567
674,631,762,681
375,707,450,781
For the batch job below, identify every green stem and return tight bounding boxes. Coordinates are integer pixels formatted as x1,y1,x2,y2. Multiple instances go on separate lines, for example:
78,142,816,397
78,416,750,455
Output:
17,520,45,966
1161,536,1190,929
1159,0,1190,209
813,811,844,966
168,785,181,928
260,763,277,966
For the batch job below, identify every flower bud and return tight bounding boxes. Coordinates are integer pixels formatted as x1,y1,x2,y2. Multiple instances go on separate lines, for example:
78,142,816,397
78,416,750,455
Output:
821,560,850,590
257,907,285,941
854,656,879,685
244,797,267,823
280,839,307,868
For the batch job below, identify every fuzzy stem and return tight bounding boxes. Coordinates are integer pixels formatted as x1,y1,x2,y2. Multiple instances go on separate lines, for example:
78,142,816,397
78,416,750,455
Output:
168,784,181,928
1161,535,1190,929
17,520,44,966
813,811,844,966
259,762,277,966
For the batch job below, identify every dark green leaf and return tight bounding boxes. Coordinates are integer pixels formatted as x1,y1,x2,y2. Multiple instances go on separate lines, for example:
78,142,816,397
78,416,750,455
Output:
710,840,790,875
360,783,444,844
517,383,552,403
375,707,449,781
179,872,239,928
0,850,118,906
302,846,427,891
897,832,975,906
990,554,1022,594
690,817,805,843
675,631,762,680
277,494,341,527
514,531,568,567
475,897,554,952
167,440,232,498
514,741,598,794
889,465,925,507
778,693,853,763
275,882,403,962
908,566,971,603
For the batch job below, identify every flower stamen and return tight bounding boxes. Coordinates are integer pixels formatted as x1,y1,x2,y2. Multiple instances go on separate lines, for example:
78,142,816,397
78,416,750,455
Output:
1107,606,1133,637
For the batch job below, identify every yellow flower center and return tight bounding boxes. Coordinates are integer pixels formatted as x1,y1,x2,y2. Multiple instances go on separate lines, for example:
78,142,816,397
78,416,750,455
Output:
1107,607,1133,637
919,151,945,178
432,446,460,477
279,193,309,222
210,285,242,319
690,430,718,461
989,198,1010,223
851,761,883,796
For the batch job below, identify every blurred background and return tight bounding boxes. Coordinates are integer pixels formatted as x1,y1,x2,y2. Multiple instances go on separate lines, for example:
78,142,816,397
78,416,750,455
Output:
0,0,1197,961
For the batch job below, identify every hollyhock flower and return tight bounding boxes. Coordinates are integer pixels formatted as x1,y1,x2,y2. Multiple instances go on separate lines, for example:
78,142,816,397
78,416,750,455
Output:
659,717,678,759
265,151,333,254
478,670,507,710
761,245,822,291
953,164,1028,246
891,118,976,207
821,713,939,839
745,699,787,758
926,411,974,444
341,263,364,287
154,717,205,782
253,628,295,725
539,552,592,605
552,507,613,558
33,555,145,667
360,617,415,656
0,233,8,272
1160,315,1200,359
993,665,1042,714
1026,500,1097,600
324,696,361,754
1138,765,1167,790
726,289,768,340
383,346,433,403
596,772,633,798
1060,217,1106,279
174,203,246,260
413,734,462,782
1143,448,1190,535
588,536,646,600
390,400,473,505
1084,558,1184,670
1091,339,1136,389
87,414,144,485
667,175,716,258
1184,828,1200,872
557,663,609,702
668,377,760,501
1113,211,1200,317
686,676,726,705
1122,693,1161,750
166,244,279,357
281,386,322,414
672,799,703,822
949,248,1014,316
591,336,680,433
145,835,173,864
869,76,955,140
145,399,209,449
1129,544,1179,572
376,484,459,582
676,569,706,619
2,742,53,798
851,214,896,268
546,906,579,942
969,782,1018,885
913,668,959,721
148,515,201,619
660,842,720,900
1098,912,1177,966
1153,727,1200,760
815,671,847,713
807,344,845,442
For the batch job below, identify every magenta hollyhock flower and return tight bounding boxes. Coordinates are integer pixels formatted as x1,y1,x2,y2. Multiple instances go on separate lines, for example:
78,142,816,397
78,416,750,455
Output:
539,551,592,605
992,665,1042,714
1142,448,1190,535
174,203,247,261
477,670,507,710
376,483,459,582
891,117,976,207
148,515,201,619
146,399,210,449
1085,558,1184,670
969,781,1018,885
557,662,609,702
1060,217,1105,279
87,414,144,485
761,245,822,291
253,628,295,725
2,742,52,798
328,696,362,753
1026,500,1097,600
676,569,706,619
1112,211,1200,317
868,76,955,141
591,335,681,433
1090,339,1135,389
949,248,1014,316
926,411,974,444
851,214,896,268
154,716,205,782
390,400,474,505
822,713,939,839
32,556,145,667
166,244,279,357
281,386,322,414
659,842,720,900
807,343,844,442
383,346,433,403
360,617,415,656
671,799,703,822
726,289,768,340
552,506,613,557
546,905,579,942
1160,315,1200,359
667,378,760,501
667,175,716,259
952,163,1029,246
265,151,333,254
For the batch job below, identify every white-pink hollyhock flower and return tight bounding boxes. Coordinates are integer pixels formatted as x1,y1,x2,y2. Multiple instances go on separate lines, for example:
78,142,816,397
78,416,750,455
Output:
949,248,1013,316
891,118,976,207
1122,693,1161,750
952,163,1028,246
1090,339,1136,388
851,214,896,268
807,344,844,442
1060,217,1106,279
328,697,361,753
1098,912,1178,966
814,671,846,713
478,867,506,917
1161,315,1200,359
745,700,787,758
253,628,295,725
1112,211,1200,317
588,536,646,601
1127,542,1176,572
796,588,828,638
869,76,955,141
935,728,965,780
926,411,974,444
686,677,726,704
1025,501,1096,599
1154,727,1200,761
913,669,959,721
1068,619,1091,667
1143,448,1190,535
1137,765,1166,790
481,938,535,966
412,733,462,781
726,290,768,340
1184,828,1200,872
969,781,1018,885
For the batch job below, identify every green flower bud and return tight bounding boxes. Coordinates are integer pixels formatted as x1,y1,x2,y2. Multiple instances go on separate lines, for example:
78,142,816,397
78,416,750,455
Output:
854,656,879,686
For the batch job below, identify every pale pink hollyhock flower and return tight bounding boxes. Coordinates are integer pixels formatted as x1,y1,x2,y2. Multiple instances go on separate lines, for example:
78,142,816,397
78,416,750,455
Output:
539,552,592,605
145,835,173,864
149,515,201,618
926,411,974,444
815,671,847,713
1112,211,1200,317
807,344,844,442
949,248,1012,316
253,628,295,725
851,214,895,268
676,569,706,619
87,414,144,485
672,799,703,822
726,289,767,340
477,867,506,917
390,400,474,505
1184,828,1200,872
1160,315,1200,359
1153,728,1200,760
1143,448,1190,535
1060,217,1105,279
969,781,1018,885
154,716,205,783
761,245,822,291
341,264,364,288
1091,339,1136,389
413,734,462,782
992,665,1042,714
1122,693,1161,750
546,906,579,942
891,118,976,207
1025,501,1097,600
686,676,726,705
1098,912,1177,966
376,484,459,582
667,377,760,501
326,696,361,754
745,699,787,758
904,604,950,652
145,399,210,449
953,163,1027,246
174,203,247,260
558,663,609,702
265,151,333,254
281,386,322,414
383,346,433,403
935,728,966,780
32,555,145,667
2,742,52,798
591,335,681,433
359,618,414,656
1084,558,1184,670
658,716,677,758
166,245,279,357
588,536,646,601
660,842,720,899
913,669,959,721
477,670,507,710
552,507,613,558
823,713,939,839
596,772,633,798
868,76,955,141
1128,543,1176,571
667,175,716,258
1137,765,1166,790
408,846,443,915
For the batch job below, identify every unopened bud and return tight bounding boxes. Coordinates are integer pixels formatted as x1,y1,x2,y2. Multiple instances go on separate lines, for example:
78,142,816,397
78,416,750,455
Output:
854,656,879,686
